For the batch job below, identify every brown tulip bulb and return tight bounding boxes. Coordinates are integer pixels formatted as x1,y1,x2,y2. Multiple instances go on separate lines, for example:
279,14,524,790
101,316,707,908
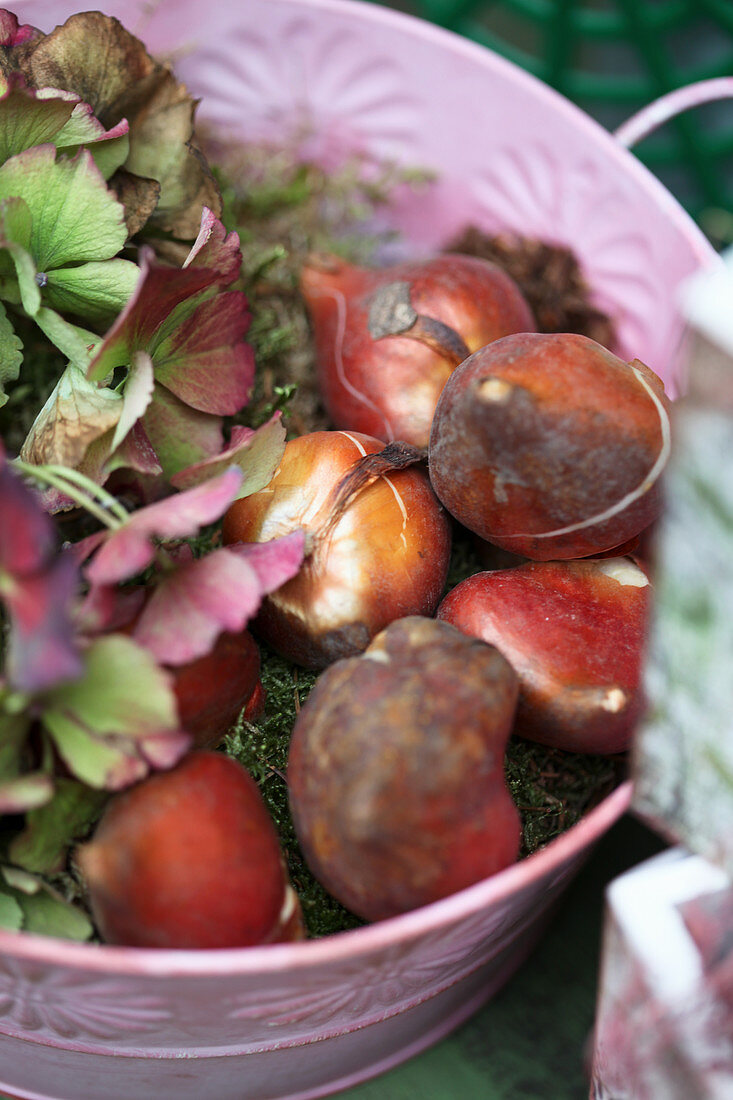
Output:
438,557,652,754
222,431,452,668
300,252,535,447
428,332,671,560
288,616,521,922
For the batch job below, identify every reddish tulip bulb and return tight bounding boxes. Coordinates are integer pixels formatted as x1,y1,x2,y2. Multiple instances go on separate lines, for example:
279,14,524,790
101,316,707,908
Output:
288,616,521,921
222,430,452,668
78,751,303,948
300,252,535,447
171,628,263,749
438,557,652,754
428,332,672,560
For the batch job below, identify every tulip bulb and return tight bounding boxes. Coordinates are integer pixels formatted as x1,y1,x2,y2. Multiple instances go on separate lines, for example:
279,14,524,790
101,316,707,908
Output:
300,252,535,447
288,616,521,921
222,431,452,668
429,332,671,560
438,557,652,754
79,751,304,948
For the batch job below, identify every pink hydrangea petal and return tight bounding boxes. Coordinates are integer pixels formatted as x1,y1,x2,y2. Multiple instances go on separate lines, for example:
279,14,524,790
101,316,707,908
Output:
0,452,55,574
141,381,225,479
108,419,162,477
226,530,306,594
139,731,192,769
84,466,243,586
169,413,285,494
129,465,244,538
0,12,40,47
132,547,263,666
75,582,146,636
154,292,254,415
83,525,158,586
66,530,107,566
184,206,243,285
4,554,83,692
87,247,215,382
110,350,155,453
229,425,255,447
96,753,149,792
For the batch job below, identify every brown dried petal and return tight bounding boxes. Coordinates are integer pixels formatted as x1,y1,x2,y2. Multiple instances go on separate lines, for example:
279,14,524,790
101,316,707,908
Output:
23,14,158,122
22,12,221,239
447,227,617,350
124,79,221,236
109,169,161,238
20,368,122,470
0,14,43,78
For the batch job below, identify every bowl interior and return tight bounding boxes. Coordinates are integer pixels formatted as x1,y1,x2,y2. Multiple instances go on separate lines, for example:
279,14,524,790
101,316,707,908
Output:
5,0,712,974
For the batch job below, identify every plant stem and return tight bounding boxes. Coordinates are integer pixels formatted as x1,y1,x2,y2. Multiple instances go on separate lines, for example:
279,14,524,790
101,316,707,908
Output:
13,460,126,531
42,465,131,524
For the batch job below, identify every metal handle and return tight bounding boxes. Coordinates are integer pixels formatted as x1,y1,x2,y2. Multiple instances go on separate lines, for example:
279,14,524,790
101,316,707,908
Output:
614,77,733,150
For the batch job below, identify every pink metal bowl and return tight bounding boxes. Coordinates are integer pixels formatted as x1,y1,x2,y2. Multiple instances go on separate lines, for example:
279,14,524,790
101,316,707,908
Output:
1,2,725,1097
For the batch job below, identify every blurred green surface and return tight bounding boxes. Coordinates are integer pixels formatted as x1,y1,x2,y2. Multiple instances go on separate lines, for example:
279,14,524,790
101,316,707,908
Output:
376,0,733,247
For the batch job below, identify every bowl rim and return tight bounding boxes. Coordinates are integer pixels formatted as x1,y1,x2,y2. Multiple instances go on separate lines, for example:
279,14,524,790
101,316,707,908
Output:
262,0,718,272
0,780,631,975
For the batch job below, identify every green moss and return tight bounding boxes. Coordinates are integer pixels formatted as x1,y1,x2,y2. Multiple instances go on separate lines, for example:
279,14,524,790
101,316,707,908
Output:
443,524,484,594
442,523,530,597
506,739,627,858
224,648,364,937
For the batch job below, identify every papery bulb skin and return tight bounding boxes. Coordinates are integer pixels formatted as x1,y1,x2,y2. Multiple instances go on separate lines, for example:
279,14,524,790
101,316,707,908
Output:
300,252,535,447
171,629,263,749
222,430,452,669
288,616,521,921
78,751,303,948
438,557,651,755
428,332,671,560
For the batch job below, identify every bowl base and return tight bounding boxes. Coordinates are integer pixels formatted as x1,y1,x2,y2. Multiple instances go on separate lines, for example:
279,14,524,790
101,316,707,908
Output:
0,928,543,1100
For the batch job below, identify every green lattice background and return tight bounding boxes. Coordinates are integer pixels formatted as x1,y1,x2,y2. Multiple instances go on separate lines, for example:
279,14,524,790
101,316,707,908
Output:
383,0,733,244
